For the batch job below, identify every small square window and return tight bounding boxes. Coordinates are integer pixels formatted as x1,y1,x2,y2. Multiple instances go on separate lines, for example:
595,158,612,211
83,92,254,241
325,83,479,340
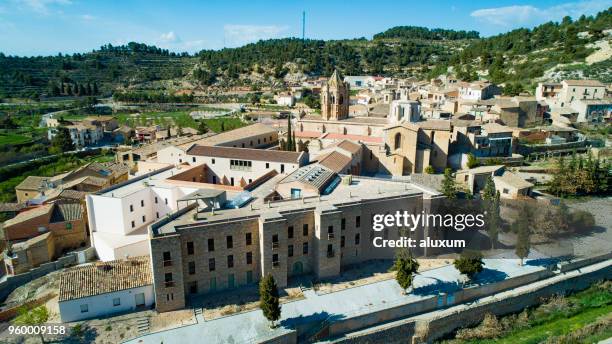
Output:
113,298,120,306
65,223,72,230
80,304,89,313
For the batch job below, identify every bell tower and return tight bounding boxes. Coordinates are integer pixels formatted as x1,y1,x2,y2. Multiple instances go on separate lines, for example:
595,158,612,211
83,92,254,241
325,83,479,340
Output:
321,70,349,121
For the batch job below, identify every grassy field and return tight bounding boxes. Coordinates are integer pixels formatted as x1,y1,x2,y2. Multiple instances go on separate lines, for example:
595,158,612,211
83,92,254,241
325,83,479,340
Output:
0,133,32,145
441,281,612,344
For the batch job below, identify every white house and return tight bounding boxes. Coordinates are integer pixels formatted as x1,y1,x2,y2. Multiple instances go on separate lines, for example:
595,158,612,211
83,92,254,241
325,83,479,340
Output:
388,100,421,124
274,94,296,107
86,165,200,261
344,75,375,89
58,256,154,322
458,81,500,101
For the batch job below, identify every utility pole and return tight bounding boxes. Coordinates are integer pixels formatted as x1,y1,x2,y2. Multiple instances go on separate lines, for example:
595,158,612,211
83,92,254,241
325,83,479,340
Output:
302,11,306,41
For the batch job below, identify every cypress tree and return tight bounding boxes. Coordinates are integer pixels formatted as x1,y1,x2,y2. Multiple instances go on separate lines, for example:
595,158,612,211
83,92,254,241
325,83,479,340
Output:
394,251,419,294
259,274,281,328
441,168,457,199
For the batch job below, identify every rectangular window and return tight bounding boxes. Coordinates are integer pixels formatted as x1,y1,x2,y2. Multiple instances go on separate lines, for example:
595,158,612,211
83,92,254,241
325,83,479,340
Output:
208,238,215,252
341,218,346,230
142,215,146,223
156,212,159,219
113,298,120,306
355,233,360,245
209,258,216,271
246,252,253,265
165,198,168,204
227,255,234,268
131,221,135,228
303,242,309,255
141,200,144,207
246,233,252,245
341,236,345,248
165,272,173,287
189,281,198,294
188,261,196,275
288,244,294,257
129,204,133,212
288,226,294,239
192,157,196,163
303,224,309,236
356,216,361,228
80,304,88,313
226,235,233,249
163,251,171,266
155,197,158,204
187,242,194,255
272,254,279,267
327,244,334,257
212,158,215,164
266,162,270,168
65,222,72,230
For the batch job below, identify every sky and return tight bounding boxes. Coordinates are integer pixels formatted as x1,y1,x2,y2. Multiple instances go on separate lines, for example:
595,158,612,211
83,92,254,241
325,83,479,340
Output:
0,0,610,56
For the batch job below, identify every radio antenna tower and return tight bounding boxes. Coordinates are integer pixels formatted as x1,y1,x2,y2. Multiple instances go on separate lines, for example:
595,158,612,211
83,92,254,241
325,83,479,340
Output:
302,11,306,41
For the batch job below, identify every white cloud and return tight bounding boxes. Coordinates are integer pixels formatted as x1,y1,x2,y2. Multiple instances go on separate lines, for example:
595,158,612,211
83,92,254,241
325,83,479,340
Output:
471,0,611,27
15,0,71,14
223,24,288,47
159,31,180,43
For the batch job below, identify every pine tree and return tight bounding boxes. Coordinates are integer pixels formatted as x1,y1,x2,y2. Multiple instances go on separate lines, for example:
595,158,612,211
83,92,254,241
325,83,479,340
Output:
441,168,457,199
394,251,419,294
286,115,293,151
259,274,281,328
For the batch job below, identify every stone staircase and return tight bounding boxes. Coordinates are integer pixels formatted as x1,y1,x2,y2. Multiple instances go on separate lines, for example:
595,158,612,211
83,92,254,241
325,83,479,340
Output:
136,317,150,334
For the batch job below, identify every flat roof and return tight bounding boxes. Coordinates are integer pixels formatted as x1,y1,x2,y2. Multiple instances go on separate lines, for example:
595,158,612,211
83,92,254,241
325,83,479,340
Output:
152,176,433,236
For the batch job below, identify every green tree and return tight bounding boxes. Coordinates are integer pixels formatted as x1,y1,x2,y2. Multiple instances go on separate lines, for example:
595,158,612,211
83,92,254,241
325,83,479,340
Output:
466,153,479,169
394,251,419,294
454,250,484,281
197,121,208,135
441,168,457,199
424,166,435,174
14,306,49,343
259,274,281,328
51,126,76,153
514,205,531,265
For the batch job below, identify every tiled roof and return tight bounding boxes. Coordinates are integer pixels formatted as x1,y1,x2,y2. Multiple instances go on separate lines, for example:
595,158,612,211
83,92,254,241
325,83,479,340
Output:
58,256,152,302
495,171,533,189
16,176,48,191
3,204,54,227
318,151,352,173
196,123,276,146
187,145,303,164
336,140,362,155
50,203,83,223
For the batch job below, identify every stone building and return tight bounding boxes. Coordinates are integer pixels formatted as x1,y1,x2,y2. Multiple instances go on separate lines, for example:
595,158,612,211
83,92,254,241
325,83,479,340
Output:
148,175,440,312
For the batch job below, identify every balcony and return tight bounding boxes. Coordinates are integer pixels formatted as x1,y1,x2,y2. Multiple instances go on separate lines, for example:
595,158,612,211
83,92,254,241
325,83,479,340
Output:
272,261,280,268
165,281,175,288
272,242,279,250
163,260,173,267
327,233,335,239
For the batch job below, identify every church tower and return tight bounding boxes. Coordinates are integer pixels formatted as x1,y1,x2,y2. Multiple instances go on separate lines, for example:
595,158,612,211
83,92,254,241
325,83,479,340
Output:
321,70,349,121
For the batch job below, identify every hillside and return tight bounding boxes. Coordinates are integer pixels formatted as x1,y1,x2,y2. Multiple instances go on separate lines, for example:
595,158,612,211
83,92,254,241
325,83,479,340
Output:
1,9,611,100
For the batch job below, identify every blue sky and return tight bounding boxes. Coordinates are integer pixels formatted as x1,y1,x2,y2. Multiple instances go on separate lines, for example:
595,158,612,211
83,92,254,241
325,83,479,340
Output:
0,0,610,56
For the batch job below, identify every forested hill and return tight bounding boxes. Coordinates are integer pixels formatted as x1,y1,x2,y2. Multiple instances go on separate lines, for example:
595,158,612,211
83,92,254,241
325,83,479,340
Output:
373,26,480,40
1,8,611,100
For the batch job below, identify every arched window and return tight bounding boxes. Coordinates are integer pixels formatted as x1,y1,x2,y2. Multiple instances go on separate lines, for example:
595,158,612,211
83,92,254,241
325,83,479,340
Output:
394,133,402,150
